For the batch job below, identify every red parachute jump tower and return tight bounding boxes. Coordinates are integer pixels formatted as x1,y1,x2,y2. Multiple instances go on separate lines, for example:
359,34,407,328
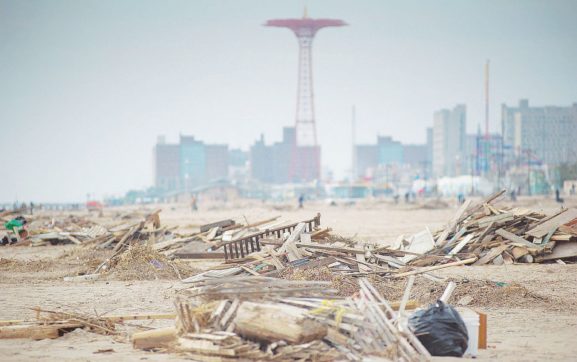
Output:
265,11,347,182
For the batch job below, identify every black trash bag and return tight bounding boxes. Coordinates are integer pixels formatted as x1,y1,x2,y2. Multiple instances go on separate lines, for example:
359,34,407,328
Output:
409,300,468,357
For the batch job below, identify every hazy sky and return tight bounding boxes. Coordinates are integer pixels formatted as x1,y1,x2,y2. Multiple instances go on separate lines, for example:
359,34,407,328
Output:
1,0,576,202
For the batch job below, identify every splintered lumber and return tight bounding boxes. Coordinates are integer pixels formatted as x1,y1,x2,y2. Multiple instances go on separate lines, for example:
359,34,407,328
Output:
113,224,138,252
174,252,225,259
296,243,365,254
447,233,475,257
496,228,543,249
511,246,529,260
391,257,477,278
356,243,371,273
206,226,220,240
295,256,337,270
437,199,472,246
526,208,577,238
398,276,415,315
132,327,177,349
458,189,506,224
473,244,508,265
357,278,430,360
403,228,435,262
0,323,83,340
233,302,327,344
439,281,457,303
66,234,82,245
200,219,235,233
535,242,577,262
279,222,306,262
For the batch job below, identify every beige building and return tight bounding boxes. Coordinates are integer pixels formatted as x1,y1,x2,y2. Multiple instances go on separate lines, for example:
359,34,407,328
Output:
502,99,577,165
432,105,467,177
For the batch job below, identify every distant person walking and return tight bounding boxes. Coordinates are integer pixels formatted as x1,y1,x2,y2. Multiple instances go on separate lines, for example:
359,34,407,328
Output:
457,193,465,205
555,188,564,204
510,190,517,202
191,195,198,212
298,194,304,209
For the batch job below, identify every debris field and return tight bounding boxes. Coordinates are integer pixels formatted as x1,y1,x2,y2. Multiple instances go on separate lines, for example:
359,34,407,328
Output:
1,191,577,361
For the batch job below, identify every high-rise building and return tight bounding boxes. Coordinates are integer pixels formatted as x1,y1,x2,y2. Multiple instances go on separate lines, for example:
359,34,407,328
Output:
154,135,229,193
154,136,180,191
353,136,427,180
249,127,293,184
502,99,577,165
180,136,206,190
432,105,467,177
205,144,229,182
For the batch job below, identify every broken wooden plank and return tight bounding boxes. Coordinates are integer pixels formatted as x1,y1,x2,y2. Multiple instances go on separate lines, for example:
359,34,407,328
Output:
0,323,83,340
535,242,577,262
436,199,472,247
296,243,365,254
447,234,475,257
526,208,577,239
496,228,543,249
473,244,508,265
132,327,177,349
278,223,306,262
200,219,235,233
206,227,220,241
390,257,477,278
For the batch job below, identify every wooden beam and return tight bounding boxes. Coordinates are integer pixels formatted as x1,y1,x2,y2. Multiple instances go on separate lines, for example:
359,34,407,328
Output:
132,327,177,350
0,323,83,340
496,228,543,249
390,258,477,278
233,302,327,344
473,244,508,265
295,243,365,254
200,219,235,233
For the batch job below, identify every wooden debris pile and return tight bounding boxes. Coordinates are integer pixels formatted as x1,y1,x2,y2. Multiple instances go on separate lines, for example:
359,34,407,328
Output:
0,308,177,341
396,190,577,267
132,277,430,361
0,307,117,340
175,192,577,292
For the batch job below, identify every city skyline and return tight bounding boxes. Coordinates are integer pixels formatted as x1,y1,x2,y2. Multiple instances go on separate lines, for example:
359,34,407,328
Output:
1,0,577,202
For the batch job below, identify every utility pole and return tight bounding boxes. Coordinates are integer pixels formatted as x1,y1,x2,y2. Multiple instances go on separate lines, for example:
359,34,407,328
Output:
527,150,531,196
351,105,356,181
